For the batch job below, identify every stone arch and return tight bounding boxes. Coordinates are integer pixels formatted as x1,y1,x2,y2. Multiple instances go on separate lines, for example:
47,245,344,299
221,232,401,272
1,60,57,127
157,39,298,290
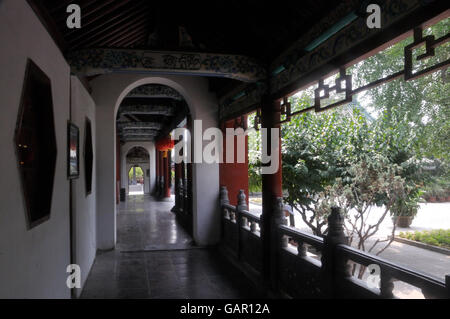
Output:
91,74,220,250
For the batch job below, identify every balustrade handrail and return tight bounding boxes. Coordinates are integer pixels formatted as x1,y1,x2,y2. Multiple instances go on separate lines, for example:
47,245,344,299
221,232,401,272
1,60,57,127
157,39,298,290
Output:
220,187,449,298
222,203,236,212
336,244,447,293
240,209,260,222
278,224,324,249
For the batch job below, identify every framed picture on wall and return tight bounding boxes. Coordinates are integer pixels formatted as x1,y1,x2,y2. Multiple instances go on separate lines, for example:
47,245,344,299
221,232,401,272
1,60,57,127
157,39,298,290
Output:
67,121,80,179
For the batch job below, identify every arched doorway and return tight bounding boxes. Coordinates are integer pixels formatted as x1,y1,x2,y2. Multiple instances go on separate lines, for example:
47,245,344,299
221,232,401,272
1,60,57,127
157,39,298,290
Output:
91,74,220,250
125,146,150,196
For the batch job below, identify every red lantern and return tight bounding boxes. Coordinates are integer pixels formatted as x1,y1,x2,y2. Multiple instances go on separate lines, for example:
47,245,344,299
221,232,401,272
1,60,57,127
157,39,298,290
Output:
156,136,174,157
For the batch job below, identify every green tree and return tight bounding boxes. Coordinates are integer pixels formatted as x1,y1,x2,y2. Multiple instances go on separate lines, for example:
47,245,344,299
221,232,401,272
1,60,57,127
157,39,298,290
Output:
281,101,372,236
350,18,450,161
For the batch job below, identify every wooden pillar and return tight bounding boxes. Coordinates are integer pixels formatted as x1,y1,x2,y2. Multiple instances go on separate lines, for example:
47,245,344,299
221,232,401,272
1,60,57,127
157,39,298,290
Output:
260,95,282,289
154,150,160,196
219,117,249,206
159,151,164,197
164,151,170,198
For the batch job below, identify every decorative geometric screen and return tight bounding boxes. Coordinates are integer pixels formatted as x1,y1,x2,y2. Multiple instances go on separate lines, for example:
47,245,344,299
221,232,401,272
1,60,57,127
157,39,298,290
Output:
15,59,57,229
84,117,93,195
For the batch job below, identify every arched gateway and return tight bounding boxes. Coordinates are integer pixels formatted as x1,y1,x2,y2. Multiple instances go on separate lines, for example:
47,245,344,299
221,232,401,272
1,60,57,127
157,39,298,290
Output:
91,74,220,249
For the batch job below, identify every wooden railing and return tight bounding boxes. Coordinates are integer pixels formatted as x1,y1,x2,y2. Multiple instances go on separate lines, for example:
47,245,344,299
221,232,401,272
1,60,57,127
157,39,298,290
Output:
220,187,262,274
336,244,449,299
219,186,450,299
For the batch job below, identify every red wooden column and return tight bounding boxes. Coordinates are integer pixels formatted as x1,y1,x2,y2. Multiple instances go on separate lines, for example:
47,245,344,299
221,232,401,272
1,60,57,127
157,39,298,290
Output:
219,116,249,206
158,150,164,197
260,96,282,288
163,151,171,198
154,149,160,195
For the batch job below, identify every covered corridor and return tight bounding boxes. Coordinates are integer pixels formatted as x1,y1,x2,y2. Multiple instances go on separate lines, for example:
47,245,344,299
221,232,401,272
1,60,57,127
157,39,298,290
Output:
81,195,260,299
0,0,448,300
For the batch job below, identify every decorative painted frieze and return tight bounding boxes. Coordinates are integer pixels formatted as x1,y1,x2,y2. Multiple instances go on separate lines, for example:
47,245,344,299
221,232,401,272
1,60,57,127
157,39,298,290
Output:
117,104,176,117
269,0,423,94
68,49,266,82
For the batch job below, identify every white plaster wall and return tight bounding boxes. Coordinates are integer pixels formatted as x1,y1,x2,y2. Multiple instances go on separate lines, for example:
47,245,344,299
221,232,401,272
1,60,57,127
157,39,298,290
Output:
70,76,97,298
121,142,156,195
0,0,71,298
91,74,220,249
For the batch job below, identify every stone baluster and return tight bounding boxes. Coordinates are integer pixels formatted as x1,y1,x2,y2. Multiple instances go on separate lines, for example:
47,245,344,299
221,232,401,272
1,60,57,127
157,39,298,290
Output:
297,242,307,257
380,272,394,298
220,186,229,206
250,220,257,233
242,216,248,228
321,206,349,298
237,189,248,211
236,189,248,260
220,186,230,219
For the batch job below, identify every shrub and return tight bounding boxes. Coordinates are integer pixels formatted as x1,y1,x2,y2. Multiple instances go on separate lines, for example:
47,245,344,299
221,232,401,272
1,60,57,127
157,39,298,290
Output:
399,229,450,249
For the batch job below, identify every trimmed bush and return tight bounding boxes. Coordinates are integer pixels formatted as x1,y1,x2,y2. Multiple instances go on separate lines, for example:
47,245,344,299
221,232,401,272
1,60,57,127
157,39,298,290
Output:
399,229,450,249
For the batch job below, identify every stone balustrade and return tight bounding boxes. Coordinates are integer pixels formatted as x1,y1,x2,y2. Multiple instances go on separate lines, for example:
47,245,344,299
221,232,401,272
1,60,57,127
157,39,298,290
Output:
219,186,450,299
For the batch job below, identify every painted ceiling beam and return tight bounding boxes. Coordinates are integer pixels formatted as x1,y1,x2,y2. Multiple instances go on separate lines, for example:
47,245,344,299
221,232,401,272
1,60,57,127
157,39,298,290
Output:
120,136,157,142
120,131,159,136
68,48,266,82
126,84,184,100
117,122,163,130
117,105,176,117
120,97,181,106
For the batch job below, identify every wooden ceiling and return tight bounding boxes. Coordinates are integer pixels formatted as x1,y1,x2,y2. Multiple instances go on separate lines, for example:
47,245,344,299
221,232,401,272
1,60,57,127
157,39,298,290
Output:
116,85,189,143
35,0,341,64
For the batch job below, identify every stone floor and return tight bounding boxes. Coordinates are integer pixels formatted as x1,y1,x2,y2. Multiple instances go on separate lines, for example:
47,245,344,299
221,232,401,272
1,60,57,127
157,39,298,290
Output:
116,194,194,251
81,195,260,299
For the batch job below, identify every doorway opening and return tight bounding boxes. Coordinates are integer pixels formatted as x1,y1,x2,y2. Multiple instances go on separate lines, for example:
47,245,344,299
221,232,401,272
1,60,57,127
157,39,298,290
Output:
128,165,144,195
125,146,150,196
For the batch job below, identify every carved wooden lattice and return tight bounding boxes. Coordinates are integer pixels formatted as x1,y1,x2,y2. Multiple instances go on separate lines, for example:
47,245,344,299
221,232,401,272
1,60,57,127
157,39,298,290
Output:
274,25,450,125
